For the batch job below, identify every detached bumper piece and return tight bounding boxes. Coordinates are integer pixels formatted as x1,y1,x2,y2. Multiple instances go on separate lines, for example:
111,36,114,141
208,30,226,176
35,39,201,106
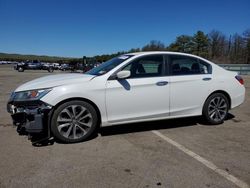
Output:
7,100,52,134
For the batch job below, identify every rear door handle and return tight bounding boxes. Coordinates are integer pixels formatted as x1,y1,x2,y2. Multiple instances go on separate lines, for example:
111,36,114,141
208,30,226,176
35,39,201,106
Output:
156,81,168,86
203,77,212,81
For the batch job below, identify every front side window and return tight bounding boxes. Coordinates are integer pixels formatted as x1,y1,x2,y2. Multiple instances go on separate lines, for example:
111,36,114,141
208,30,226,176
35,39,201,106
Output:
122,55,164,78
169,55,211,75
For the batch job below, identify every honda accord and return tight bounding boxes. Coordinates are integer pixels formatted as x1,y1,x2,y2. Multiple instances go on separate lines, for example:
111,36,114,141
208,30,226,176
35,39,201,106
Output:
7,52,245,143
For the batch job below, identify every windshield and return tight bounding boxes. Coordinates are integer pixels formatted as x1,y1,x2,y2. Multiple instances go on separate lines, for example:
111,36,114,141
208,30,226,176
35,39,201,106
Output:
86,55,133,76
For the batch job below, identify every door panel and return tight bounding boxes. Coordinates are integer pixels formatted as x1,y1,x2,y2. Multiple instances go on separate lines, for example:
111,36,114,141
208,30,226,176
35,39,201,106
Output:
170,75,212,117
105,54,170,124
168,55,213,117
106,76,170,123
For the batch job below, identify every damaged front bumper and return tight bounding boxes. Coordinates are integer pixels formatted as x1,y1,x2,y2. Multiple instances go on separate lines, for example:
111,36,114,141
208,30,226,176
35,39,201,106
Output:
7,100,52,134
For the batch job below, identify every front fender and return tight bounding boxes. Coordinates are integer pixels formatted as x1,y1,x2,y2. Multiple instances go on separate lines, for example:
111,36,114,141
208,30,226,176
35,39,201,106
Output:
40,83,108,126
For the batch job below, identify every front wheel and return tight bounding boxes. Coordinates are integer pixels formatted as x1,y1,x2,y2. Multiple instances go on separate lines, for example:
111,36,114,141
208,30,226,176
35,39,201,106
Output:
202,93,229,125
51,100,98,143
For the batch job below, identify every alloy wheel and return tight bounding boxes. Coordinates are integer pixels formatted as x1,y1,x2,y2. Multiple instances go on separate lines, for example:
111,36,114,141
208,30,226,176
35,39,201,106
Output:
56,105,93,139
208,96,228,122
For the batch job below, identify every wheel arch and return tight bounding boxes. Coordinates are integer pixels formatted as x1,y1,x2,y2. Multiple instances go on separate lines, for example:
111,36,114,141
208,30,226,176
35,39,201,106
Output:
204,90,231,109
50,97,102,127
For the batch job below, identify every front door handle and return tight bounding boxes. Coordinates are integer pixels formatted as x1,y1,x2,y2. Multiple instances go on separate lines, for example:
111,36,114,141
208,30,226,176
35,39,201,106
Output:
203,77,212,81
156,81,168,86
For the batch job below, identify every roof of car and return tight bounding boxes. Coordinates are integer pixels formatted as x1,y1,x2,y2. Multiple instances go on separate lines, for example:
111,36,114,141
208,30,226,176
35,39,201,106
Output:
126,51,194,56
125,51,212,63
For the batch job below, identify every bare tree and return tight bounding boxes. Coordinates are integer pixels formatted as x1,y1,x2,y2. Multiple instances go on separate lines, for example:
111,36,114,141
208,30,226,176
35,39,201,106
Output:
209,30,227,59
243,29,250,64
230,33,245,64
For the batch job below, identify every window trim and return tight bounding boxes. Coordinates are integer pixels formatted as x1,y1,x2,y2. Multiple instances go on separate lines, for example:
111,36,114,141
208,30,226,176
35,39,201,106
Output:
164,55,170,76
198,59,213,74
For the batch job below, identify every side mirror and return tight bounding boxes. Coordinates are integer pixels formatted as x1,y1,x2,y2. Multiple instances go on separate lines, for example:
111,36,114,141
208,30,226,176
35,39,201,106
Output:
116,70,131,79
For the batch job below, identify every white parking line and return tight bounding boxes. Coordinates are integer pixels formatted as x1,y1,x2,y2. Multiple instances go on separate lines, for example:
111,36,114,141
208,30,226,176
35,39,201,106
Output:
151,130,249,188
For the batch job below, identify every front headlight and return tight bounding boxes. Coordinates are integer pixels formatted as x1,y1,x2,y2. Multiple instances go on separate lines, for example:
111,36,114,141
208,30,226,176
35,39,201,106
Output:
13,89,51,101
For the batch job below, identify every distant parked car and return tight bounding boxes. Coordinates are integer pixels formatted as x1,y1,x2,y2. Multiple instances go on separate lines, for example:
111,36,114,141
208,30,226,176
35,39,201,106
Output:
59,64,73,71
83,63,101,72
41,62,55,72
14,61,54,72
51,63,60,70
0,61,7,65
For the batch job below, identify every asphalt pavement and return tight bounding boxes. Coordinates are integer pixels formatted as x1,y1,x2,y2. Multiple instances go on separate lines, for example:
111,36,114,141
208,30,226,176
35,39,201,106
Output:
0,65,249,188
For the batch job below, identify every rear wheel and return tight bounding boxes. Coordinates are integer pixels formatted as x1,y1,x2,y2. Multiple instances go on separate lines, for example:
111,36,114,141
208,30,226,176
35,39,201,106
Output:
51,100,98,143
202,93,229,125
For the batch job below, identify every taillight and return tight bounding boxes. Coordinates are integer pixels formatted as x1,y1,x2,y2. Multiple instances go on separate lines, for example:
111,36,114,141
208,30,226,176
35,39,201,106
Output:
235,75,244,85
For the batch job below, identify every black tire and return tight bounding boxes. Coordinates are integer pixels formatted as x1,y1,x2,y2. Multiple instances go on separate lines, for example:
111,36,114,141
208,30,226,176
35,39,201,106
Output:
51,100,98,143
18,67,24,72
202,93,229,125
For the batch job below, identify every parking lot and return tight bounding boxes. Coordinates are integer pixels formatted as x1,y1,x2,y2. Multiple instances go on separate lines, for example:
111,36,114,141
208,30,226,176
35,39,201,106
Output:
0,65,249,188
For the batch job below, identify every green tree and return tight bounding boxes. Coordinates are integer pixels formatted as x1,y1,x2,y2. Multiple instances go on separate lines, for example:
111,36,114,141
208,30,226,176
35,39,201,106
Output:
142,40,165,51
168,35,193,53
128,48,141,53
192,31,209,58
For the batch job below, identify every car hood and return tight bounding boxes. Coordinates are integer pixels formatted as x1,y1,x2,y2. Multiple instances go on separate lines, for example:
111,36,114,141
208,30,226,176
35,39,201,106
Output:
15,73,95,92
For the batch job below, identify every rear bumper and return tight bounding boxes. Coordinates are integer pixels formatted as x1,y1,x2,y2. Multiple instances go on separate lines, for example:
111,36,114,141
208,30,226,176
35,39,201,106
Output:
7,101,52,133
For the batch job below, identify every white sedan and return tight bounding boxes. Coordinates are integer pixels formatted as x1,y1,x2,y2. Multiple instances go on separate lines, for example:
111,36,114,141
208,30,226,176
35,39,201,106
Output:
7,52,245,143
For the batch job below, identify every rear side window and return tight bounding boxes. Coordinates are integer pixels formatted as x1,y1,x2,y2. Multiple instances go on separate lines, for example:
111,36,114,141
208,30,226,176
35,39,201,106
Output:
122,55,164,78
169,55,211,75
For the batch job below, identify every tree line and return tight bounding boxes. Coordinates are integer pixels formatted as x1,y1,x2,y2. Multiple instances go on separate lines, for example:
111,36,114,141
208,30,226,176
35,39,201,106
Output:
94,29,250,64
1,29,250,64
0,53,74,63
